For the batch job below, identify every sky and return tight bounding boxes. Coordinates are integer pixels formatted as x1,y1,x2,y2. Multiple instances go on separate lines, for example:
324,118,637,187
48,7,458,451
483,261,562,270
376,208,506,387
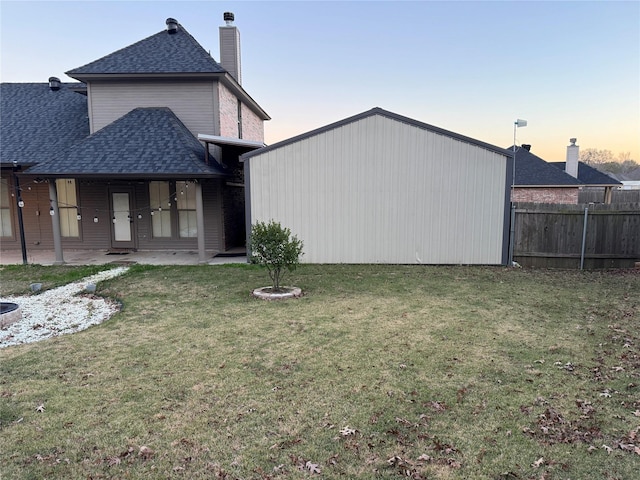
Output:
1,0,639,162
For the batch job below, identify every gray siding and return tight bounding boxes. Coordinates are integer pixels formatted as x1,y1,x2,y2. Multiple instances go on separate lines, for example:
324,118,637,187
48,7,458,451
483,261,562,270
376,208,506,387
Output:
88,80,217,136
2,179,224,253
248,114,508,264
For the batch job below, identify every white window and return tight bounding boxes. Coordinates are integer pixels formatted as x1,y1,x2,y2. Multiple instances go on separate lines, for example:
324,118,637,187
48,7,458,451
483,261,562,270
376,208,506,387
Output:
149,181,171,238
177,181,197,238
55,179,79,237
0,179,13,237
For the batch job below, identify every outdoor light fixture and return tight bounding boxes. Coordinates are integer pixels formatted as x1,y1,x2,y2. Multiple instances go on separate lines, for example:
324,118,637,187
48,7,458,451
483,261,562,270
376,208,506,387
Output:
94,216,99,223
18,198,24,208
137,213,143,219
112,216,117,224
49,206,55,216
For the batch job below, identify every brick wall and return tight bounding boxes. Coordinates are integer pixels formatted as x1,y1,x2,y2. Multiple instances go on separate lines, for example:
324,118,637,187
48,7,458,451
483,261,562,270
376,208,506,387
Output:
218,83,264,142
241,102,264,142
512,187,579,204
218,82,238,138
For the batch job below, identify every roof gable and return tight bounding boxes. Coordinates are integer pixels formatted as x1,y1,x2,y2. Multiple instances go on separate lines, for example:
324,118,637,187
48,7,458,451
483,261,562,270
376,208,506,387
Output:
67,24,225,77
24,107,227,178
242,107,511,161
549,162,621,185
0,83,89,166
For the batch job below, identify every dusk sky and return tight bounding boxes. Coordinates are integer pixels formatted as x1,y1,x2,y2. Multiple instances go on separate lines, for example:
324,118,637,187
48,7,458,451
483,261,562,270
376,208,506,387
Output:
1,0,638,162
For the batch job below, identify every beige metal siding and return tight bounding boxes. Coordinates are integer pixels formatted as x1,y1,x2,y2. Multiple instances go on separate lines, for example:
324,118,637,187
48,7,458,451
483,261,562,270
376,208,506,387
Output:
89,81,217,136
249,115,507,264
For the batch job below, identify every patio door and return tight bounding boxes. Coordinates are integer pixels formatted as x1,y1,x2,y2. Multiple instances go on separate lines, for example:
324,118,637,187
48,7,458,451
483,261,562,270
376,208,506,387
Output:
110,189,136,249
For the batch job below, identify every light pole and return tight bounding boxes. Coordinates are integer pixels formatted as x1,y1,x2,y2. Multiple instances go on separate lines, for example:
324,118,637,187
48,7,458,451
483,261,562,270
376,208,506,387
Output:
509,119,527,266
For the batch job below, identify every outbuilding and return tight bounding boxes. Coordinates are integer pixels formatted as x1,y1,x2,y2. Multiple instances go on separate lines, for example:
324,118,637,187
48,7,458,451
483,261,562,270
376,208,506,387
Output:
242,108,513,265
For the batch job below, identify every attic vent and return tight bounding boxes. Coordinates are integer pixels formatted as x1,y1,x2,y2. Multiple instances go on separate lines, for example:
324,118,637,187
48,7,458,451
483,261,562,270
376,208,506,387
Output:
166,18,179,34
48,77,61,91
223,12,234,25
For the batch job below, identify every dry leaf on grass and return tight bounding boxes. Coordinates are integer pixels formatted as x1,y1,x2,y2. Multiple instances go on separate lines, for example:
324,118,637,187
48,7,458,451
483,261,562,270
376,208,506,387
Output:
305,461,321,474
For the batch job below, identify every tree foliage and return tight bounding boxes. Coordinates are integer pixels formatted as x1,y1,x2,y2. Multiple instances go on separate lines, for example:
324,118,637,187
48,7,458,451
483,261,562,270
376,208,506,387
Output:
249,221,304,291
580,148,638,176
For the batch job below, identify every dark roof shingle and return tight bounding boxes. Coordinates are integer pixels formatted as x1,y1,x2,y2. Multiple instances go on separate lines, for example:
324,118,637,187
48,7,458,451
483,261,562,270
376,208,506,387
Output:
67,24,225,77
25,107,227,178
549,162,621,185
0,83,89,166
508,147,582,186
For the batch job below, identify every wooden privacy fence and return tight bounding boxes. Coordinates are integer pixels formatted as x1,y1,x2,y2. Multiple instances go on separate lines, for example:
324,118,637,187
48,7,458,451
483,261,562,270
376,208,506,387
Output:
513,202,640,269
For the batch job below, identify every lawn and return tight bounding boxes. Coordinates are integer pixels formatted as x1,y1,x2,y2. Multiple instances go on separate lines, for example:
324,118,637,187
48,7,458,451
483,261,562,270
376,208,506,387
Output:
0,264,638,479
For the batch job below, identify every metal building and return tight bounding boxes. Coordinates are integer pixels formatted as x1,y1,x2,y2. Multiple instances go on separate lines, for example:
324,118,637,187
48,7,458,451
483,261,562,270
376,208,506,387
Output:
242,108,512,264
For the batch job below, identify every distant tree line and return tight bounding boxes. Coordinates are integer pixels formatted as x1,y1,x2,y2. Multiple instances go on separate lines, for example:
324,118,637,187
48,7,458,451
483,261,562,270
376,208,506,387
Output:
580,149,638,176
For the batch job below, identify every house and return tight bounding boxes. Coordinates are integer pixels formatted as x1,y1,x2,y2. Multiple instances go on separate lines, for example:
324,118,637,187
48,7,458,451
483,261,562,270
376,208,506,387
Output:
1,13,269,264
242,108,513,265
511,140,621,204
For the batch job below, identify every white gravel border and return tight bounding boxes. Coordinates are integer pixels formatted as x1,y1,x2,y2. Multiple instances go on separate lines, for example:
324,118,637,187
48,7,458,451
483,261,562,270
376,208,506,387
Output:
0,267,128,349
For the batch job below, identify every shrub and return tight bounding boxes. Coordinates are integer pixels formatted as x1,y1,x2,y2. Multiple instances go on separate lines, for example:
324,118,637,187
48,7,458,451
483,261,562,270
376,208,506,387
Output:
249,221,304,291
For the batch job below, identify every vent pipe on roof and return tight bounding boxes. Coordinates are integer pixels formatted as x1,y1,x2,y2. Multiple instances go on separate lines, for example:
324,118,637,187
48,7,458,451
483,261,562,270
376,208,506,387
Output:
166,18,179,34
522,144,531,151
566,138,579,178
219,12,242,84
48,77,61,91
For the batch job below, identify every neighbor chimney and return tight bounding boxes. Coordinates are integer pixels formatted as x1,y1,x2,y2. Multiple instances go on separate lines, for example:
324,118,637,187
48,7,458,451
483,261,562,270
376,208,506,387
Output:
219,12,242,84
166,18,179,34
48,76,61,91
566,138,579,178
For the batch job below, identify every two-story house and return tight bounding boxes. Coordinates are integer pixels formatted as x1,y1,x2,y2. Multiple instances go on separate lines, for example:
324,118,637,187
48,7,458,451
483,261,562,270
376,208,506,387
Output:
1,13,269,263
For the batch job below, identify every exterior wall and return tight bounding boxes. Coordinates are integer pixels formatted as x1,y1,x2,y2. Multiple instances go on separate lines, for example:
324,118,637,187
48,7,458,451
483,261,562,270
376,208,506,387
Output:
218,82,239,138
88,80,217,136
241,102,264,142
1,179,225,253
512,187,579,204
218,82,264,142
248,115,508,264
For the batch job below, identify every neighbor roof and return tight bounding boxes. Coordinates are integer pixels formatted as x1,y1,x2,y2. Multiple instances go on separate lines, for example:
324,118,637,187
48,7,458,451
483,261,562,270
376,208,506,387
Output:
509,147,582,186
549,162,621,186
67,23,226,77
242,107,512,161
0,83,89,167
24,107,227,179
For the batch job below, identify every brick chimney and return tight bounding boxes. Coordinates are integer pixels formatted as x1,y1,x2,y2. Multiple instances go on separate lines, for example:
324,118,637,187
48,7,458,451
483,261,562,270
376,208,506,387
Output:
219,12,241,84
566,138,579,178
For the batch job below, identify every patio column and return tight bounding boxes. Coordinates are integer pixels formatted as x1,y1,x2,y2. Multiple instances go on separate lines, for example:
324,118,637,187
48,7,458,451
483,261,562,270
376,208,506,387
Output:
195,181,206,263
48,180,65,265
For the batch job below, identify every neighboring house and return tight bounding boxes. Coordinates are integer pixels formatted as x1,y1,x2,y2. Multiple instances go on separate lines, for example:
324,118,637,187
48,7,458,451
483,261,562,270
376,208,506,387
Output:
242,108,513,265
511,140,621,204
1,14,269,264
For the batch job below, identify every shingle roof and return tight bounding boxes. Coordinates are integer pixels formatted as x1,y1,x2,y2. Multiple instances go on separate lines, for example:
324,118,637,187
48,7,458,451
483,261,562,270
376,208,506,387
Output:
508,146,582,186
25,107,227,178
67,23,225,77
0,83,89,166
549,162,621,185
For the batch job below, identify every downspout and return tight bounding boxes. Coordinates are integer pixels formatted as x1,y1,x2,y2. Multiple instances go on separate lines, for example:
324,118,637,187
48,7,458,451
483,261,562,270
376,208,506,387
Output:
243,157,251,264
502,152,515,266
13,170,28,264
48,180,65,265
195,181,206,263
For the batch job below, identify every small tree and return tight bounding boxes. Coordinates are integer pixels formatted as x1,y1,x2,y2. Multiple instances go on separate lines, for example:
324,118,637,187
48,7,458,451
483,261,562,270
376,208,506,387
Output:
249,221,304,291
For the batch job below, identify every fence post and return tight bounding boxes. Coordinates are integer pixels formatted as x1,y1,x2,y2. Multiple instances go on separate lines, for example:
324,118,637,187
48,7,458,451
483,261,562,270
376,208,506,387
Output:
580,207,589,270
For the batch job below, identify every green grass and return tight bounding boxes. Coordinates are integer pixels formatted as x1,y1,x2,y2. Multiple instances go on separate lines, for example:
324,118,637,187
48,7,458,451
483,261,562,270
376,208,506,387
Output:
1,264,638,479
